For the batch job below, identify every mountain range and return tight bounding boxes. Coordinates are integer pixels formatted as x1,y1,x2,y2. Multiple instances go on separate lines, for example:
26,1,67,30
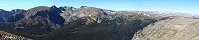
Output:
0,5,198,40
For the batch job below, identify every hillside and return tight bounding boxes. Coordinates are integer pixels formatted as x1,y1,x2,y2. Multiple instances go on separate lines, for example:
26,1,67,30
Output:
132,17,199,40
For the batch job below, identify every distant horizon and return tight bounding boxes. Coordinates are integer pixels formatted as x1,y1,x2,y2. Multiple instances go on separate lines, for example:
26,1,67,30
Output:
0,0,199,14
0,5,196,14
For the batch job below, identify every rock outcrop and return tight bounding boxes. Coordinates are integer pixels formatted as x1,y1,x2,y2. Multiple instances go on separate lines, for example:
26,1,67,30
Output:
132,17,199,40
0,30,31,40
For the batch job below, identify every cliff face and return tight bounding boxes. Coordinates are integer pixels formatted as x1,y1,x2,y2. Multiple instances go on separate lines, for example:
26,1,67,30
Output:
132,17,199,40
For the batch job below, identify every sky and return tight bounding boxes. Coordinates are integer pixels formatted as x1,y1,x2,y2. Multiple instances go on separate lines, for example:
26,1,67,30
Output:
0,0,199,14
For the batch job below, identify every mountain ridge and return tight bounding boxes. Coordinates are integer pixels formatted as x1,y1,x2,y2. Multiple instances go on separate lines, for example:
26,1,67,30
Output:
0,5,198,40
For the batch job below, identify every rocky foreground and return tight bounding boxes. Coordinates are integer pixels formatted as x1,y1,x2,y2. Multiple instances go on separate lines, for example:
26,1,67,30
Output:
133,17,199,40
0,30,31,40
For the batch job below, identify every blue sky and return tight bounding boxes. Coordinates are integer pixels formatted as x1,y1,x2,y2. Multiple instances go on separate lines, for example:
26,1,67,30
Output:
0,0,198,14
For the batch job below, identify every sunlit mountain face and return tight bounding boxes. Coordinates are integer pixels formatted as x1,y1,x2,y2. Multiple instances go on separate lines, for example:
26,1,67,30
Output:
0,5,198,40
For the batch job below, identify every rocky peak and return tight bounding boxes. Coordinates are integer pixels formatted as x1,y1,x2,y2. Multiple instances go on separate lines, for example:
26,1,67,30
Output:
25,6,50,18
51,5,57,9
10,9,25,14
59,6,76,11
49,5,62,14
80,6,88,8
30,6,49,11
11,9,24,11
20,5,65,25
76,6,108,23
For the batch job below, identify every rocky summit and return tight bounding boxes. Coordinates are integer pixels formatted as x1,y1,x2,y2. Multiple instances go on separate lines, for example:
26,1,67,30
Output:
0,5,198,40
